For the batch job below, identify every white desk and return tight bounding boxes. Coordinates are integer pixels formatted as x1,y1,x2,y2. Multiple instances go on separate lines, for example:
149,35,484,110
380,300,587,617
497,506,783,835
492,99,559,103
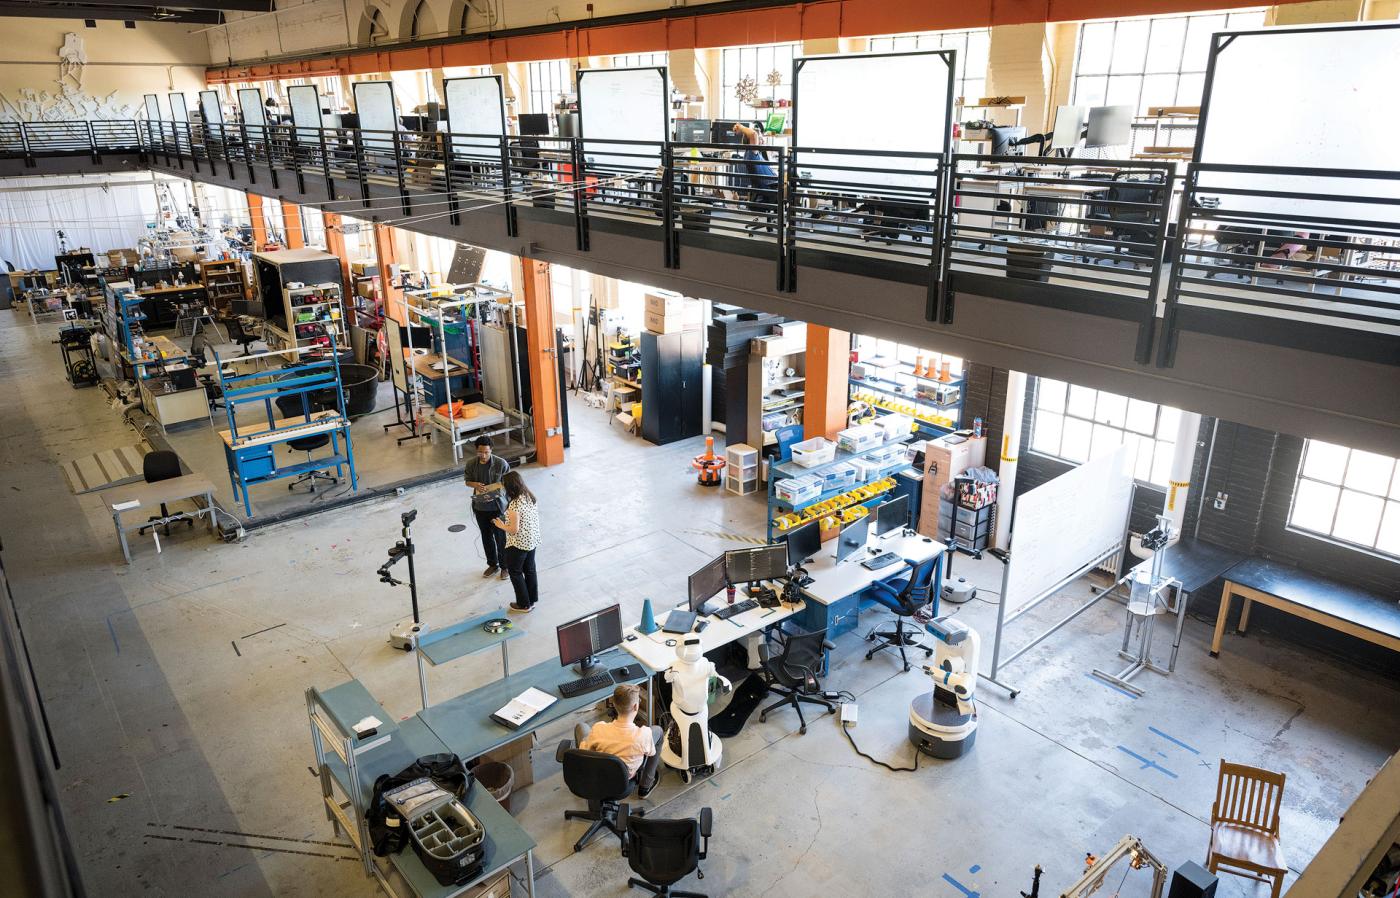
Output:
622,597,804,671
801,532,943,605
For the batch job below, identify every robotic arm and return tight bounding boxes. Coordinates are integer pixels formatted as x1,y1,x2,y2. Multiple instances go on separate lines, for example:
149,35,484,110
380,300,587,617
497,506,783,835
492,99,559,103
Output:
923,616,981,711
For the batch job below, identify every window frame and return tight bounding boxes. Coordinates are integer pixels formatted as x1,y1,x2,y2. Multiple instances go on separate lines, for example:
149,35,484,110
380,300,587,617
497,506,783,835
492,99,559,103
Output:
527,59,571,116
867,28,989,106
719,43,799,121
1027,378,1180,488
1286,440,1400,561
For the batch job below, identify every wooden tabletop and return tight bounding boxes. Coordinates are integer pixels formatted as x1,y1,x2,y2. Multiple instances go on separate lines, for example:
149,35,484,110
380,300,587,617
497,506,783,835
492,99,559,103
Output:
413,353,470,379
219,410,342,448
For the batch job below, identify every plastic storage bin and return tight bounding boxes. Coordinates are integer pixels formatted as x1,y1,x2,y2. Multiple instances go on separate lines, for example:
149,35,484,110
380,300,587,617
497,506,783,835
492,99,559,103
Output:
775,474,823,505
876,413,914,441
837,423,885,453
821,462,859,491
790,437,836,468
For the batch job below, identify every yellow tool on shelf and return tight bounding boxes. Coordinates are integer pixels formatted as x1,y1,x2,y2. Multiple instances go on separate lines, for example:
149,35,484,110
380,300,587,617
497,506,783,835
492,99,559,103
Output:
771,476,897,530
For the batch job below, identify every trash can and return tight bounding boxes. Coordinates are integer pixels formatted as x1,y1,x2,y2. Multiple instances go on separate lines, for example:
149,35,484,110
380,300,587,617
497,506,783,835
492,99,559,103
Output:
475,761,514,813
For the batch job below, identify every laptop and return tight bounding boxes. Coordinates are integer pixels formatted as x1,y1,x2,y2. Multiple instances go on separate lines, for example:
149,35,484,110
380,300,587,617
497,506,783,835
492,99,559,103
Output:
662,609,697,633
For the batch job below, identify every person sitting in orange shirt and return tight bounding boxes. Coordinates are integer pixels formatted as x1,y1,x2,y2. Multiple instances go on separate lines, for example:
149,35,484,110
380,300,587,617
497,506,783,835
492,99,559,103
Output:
577,684,663,797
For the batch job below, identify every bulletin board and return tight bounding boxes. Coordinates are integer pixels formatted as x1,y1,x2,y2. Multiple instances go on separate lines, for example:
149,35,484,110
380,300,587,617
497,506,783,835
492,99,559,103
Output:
793,51,953,188
577,66,668,172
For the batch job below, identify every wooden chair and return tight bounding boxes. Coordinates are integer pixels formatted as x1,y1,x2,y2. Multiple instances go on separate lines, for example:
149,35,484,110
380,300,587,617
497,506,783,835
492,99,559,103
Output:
1206,760,1288,897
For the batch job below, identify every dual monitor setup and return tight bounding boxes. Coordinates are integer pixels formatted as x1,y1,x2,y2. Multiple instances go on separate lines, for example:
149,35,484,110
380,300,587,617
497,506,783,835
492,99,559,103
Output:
985,104,1134,156
512,113,785,143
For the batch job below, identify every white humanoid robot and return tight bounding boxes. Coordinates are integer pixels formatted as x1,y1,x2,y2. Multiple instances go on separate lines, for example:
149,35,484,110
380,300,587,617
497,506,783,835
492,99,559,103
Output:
660,635,732,783
908,615,981,758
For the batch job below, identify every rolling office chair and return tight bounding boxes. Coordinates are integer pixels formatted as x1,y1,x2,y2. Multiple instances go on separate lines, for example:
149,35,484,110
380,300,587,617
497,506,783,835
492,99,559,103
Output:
865,555,938,672
273,394,340,494
619,805,713,898
1083,172,1165,268
227,317,260,356
188,332,228,414
758,627,836,735
555,739,644,852
137,450,194,537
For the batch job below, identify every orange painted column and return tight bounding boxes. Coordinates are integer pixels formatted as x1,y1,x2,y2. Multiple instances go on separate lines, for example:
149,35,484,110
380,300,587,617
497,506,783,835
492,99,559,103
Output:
372,222,403,325
519,258,565,466
804,323,851,441
246,192,267,250
321,211,352,295
281,199,304,248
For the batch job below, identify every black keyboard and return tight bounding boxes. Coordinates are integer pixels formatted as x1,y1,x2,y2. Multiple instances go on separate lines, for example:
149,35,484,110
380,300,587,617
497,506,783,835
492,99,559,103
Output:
559,672,614,698
862,552,902,571
713,599,759,621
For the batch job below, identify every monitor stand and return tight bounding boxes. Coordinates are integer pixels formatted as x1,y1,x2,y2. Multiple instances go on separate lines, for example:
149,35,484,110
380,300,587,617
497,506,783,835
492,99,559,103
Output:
574,655,601,676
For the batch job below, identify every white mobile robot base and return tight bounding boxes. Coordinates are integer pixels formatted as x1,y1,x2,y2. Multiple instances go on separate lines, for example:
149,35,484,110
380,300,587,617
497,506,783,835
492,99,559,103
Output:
660,635,732,783
909,616,981,759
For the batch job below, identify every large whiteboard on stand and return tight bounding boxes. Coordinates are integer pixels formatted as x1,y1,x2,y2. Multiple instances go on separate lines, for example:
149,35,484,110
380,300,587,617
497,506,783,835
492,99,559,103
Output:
577,66,667,171
198,89,224,139
169,92,189,123
353,81,398,152
287,84,322,145
444,75,505,158
793,51,952,188
1004,445,1134,609
1195,24,1400,223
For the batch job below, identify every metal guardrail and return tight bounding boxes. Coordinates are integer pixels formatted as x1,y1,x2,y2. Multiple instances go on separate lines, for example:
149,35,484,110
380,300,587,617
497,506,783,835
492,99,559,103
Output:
1159,162,1400,365
4,119,1398,368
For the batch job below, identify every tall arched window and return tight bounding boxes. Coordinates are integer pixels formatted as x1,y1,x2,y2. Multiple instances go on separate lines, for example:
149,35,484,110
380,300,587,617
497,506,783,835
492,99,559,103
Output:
410,0,430,41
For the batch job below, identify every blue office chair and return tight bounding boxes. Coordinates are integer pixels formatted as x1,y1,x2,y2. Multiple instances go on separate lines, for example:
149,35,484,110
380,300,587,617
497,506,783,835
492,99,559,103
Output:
865,555,939,672
773,424,803,462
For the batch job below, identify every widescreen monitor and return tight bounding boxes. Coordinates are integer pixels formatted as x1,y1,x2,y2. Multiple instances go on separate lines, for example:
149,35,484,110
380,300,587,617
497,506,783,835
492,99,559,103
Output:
725,544,788,584
556,604,624,671
875,495,910,537
785,519,821,568
518,113,551,136
688,555,729,612
835,514,871,565
674,118,710,143
1085,105,1133,148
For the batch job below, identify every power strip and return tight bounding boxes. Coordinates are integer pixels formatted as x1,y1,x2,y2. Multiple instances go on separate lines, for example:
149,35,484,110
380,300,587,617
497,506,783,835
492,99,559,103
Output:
840,701,858,727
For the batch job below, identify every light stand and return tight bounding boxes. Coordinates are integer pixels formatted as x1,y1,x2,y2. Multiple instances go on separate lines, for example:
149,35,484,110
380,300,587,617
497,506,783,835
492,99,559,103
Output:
380,509,426,651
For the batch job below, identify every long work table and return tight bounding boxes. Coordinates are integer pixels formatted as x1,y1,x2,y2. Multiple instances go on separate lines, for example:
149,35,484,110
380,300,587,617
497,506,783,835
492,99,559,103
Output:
797,530,945,640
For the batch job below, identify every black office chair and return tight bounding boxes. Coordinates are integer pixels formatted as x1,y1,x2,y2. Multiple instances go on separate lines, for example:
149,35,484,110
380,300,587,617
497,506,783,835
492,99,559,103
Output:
619,805,713,898
1084,172,1164,268
188,332,228,412
137,450,193,537
555,739,643,852
227,317,259,356
758,628,836,735
273,393,339,493
865,555,938,672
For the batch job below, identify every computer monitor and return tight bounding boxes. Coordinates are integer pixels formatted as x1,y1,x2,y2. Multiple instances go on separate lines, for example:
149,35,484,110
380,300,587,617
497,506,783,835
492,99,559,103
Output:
556,604,624,673
725,544,788,584
834,514,871,565
1085,105,1132,148
875,494,910,537
711,120,748,144
518,113,551,136
989,125,1027,155
674,118,710,143
785,519,821,568
1050,104,1086,152
688,555,728,613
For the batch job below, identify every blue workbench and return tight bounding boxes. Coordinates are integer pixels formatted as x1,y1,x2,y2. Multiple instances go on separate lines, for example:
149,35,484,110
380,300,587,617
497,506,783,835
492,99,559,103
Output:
794,531,945,643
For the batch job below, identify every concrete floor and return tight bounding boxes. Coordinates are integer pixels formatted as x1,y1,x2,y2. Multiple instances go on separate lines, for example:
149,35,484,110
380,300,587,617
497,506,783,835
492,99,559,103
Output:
3,307,1397,898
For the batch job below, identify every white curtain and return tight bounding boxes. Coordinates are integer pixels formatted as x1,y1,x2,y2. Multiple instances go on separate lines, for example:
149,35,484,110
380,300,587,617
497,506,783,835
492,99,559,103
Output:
0,174,163,269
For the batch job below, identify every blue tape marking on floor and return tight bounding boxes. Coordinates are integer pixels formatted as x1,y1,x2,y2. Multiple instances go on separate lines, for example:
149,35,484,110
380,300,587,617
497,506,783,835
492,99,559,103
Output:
1085,673,1139,699
941,873,980,898
1117,746,1179,779
969,864,981,874
1149,726,1201,755
106,617,120,655
720,793,731,801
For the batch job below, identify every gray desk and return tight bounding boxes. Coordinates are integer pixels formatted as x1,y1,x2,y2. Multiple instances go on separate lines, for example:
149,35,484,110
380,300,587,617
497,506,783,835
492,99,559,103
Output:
311,681,538,898
101,472,216,563
415,609,521,706
417,657,654,762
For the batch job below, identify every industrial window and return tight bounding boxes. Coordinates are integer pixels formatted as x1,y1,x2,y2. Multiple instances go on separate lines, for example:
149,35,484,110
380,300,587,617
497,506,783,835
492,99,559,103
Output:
409,0,430,41
867,29,989,106
1029,379,1178,487
527,59,571,115
719,43,798,121
612,53,667,68
1069,8,1266,113
1289,441,1400,559
853,335,964,379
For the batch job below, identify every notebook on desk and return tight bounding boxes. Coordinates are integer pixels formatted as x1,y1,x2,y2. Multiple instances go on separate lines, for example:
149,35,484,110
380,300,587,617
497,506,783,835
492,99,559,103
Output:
490,686,557,729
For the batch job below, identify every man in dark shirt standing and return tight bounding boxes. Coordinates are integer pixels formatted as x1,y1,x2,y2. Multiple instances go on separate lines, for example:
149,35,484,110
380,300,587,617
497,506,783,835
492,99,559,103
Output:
463,435,510,579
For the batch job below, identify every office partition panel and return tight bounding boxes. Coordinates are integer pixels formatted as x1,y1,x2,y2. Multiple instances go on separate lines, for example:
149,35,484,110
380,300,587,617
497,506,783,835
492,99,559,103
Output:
444,75,505,156
169,92,189,123
237,87,267,130
577,66,668,171
287,85,322,144
352,81,398,152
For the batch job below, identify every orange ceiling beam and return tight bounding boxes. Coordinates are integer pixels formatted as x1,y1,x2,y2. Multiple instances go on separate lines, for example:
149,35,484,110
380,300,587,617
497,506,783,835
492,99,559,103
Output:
207,0,1308,82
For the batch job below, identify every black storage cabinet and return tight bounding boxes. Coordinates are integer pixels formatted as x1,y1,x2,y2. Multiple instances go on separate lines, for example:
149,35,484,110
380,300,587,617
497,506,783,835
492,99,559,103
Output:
252,249,344,333
640,329,703,446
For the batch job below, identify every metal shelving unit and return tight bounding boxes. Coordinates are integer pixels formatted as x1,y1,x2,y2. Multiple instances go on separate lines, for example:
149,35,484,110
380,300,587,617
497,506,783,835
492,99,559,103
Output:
766,434,914,542
849,366,965,438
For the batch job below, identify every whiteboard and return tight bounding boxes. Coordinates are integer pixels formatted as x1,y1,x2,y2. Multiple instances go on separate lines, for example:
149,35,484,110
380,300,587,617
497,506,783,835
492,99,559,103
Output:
353,81,398,152
387,317,408,392
287,84,322,145
199,90,224,140
794,52,952,189
238,87,267,132
444,76,505,158
1004,446,1133,609
577,66,667,172
143,94,161,121
1196,24,1400,223
169,92,189,123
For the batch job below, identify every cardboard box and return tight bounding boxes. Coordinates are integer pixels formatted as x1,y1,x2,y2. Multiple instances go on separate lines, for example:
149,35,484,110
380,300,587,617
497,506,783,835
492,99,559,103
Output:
351,259,378,277
644,308,701,334
644,289,686,317
918,434,986,539
461,869,512,898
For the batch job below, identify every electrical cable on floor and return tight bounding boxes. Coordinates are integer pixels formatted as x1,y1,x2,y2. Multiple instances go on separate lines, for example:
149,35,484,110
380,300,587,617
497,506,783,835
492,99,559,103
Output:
831,689,921,772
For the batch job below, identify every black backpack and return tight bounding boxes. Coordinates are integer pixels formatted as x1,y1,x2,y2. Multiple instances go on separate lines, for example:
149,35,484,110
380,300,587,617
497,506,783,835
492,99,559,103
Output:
366,753,474,856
